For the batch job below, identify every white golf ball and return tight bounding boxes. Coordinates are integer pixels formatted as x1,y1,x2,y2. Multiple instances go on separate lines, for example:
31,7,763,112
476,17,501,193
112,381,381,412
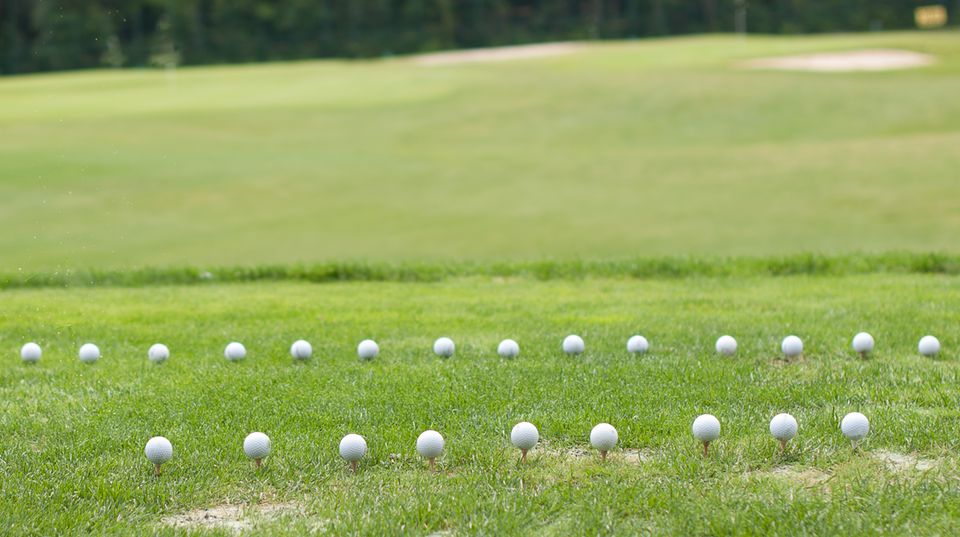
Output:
290,339,312,360
841,412,870,442
497,339,519,358
357,339,379,360
20,342,41,363
918,335,940,357
339,433,367,462
692,414,721,443
510,422,539,451
433,337,455,358
243,432,272,460
590,423,618,452
78,343,100,363
715,335,737,356
626,335,649,354
769,413,798,441
781,335,803,357
224,342,246,361
852,332,874,354
144,436,173,465
563,335,585,356
416,430,445,459
148,343,169,363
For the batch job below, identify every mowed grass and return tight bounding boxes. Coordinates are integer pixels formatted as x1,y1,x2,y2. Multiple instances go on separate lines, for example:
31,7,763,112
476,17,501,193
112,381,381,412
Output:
2,32,960,269
3,273,960,535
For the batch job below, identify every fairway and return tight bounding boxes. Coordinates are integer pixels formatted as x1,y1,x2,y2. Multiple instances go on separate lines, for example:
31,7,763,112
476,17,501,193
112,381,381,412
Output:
3,268,960,534
2,32,960,269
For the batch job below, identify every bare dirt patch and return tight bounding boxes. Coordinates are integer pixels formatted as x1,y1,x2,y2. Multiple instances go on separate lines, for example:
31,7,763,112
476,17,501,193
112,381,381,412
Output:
749,466,832,488
872,450,938,472
740,49,934,72
414,42,581,66
161,501,309,534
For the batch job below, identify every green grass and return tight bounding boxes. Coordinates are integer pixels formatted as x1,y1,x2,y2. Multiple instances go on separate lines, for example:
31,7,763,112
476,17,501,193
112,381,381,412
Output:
2,32,960,269
3,272,960,535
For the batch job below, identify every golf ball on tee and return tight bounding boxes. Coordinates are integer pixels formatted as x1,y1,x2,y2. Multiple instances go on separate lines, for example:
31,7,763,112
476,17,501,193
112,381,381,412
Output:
590,423,618,452
852,332,874,354
78,343,100,363
715,336,737,356
626,335,649,354
563,335,585,355
498,339,519,358
339,434,367,462
148,343,169,363
243,432,271,460
781,336,803,357
144,436,173,465
918,335,940,356
511,422,539,451
433,337,455,358
224,342,246,361
692,414,721,443
841,412,869,442
416,430,445,459
290,339,312,360
769,413,798,441
20,343,41,363
357,339,379,360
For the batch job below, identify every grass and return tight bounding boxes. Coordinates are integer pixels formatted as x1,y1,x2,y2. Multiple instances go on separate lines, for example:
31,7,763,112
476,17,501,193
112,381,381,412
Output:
3,272,960,534
2,32,960,269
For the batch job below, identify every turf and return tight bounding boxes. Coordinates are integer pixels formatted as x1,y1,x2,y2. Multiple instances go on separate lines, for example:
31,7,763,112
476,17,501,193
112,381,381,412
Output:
2,32,960,269
3,272,960,535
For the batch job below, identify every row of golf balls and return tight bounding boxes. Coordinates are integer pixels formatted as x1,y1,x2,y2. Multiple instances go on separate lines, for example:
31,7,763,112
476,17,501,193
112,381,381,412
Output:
143,412,873,474
16,332,943,364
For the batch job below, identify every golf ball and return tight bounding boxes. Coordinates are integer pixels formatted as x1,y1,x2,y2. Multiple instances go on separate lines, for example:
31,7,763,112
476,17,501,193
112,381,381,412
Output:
715,335,737,356
357,339,379,360
918,335,940,356
339,433,367,462
769,413,798,441
590,423,618,452
498,339,519,358
433,337,455,358
416,430,445,459
841,412,870,442
510,422,539,451
290,339,312,360
243,432,271,460
144,436,173,465
781,335,803,357
20,342,41,363
224,342,246,361
148,343,169,363
563,335,585,356
692,414,721,443
852,332,874,354
78,343,100,363
626,335,649,354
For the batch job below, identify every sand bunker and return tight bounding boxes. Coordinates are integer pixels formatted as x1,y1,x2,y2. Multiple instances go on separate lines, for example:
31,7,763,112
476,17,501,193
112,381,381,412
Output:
414,43,581,66
741,49,934,72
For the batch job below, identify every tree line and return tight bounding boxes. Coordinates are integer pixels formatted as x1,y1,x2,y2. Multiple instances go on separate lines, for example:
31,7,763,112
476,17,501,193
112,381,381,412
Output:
0,0,952,74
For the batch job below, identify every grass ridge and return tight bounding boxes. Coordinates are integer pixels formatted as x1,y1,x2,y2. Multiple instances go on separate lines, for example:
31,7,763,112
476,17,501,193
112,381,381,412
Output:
2,252,959,290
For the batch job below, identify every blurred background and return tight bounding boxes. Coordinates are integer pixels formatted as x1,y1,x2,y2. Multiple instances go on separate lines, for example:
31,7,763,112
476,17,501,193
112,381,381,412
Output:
1,1,958,270
2,1,957,73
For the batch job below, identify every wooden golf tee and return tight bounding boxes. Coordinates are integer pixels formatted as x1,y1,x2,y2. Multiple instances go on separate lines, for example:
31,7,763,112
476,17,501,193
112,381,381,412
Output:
521,449,528,463
429,458,436,472
350,460,358,473
601,450,607,462
703,441,710,457
255,458,262,468
154,463,162,476
779,439,787,452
